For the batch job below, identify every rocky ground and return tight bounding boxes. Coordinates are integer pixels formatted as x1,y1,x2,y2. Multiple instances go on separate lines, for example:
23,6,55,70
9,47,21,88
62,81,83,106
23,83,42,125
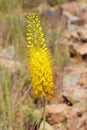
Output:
38,1,87,130
0,0,87,130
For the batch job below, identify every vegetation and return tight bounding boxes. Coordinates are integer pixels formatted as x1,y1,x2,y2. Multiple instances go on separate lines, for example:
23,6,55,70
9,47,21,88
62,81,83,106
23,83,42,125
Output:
0,0,70,130
26,13,54,130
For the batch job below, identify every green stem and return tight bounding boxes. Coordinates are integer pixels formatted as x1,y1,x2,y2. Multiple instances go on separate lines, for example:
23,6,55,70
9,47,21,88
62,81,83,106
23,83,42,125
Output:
43,97,46,130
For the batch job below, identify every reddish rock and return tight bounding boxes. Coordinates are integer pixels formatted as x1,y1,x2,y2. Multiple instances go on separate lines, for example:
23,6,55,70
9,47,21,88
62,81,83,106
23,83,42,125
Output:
46,104,69,114
46,104,69,124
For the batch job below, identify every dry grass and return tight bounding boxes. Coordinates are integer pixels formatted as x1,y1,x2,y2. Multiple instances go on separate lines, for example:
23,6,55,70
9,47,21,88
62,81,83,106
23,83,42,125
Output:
0,68,40,130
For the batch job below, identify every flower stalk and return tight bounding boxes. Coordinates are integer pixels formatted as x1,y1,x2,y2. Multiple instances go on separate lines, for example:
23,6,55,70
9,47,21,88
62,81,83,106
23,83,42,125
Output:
43,97,46,130
25,13,54,130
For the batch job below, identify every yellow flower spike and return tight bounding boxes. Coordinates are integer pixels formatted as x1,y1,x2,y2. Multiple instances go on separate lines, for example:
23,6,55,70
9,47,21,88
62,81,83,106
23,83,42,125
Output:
25,13,54,100
25,14,54,130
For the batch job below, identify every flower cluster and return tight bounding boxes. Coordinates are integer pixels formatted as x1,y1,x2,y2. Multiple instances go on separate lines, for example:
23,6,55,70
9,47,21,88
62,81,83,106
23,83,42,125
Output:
26,13,54,99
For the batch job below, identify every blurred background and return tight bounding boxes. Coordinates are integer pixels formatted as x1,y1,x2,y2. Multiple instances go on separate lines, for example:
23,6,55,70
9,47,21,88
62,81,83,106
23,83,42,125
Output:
0,0,87,130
